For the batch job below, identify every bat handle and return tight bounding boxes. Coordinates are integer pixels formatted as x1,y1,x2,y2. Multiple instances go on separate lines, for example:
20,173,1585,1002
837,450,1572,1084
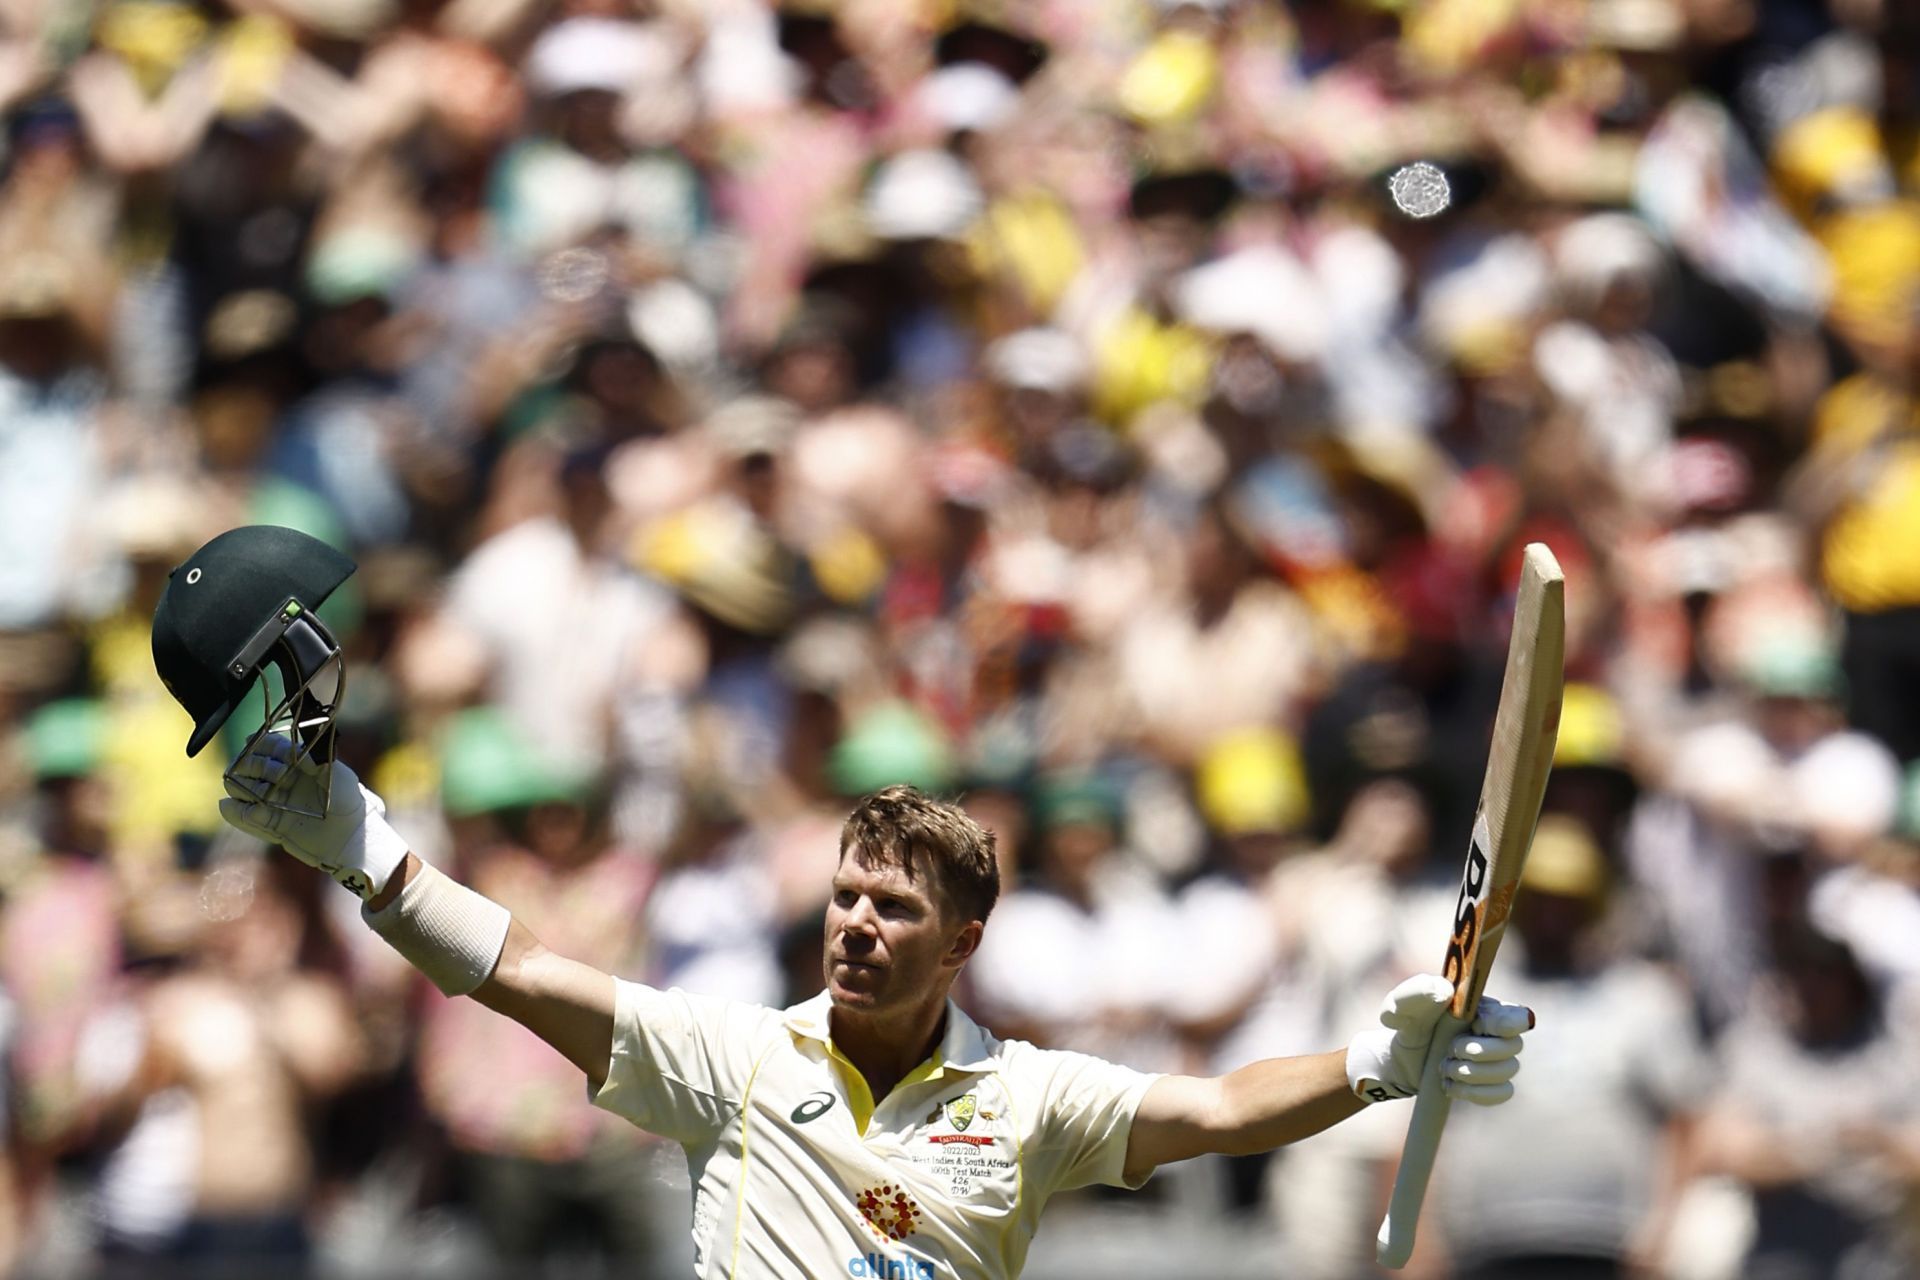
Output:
1376,1010,1470,1268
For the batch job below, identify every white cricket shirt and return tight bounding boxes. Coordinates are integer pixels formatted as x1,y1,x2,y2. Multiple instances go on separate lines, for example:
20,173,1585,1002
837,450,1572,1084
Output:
591,981,1160,1279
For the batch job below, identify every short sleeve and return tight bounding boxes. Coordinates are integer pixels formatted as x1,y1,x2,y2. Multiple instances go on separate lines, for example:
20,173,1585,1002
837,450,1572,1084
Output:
1023,1047,1162,1195
590,979,780,1145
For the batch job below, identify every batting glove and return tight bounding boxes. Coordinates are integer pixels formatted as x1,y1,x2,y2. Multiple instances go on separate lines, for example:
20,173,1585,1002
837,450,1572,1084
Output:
219,733,409,902
1346,973,1531,1105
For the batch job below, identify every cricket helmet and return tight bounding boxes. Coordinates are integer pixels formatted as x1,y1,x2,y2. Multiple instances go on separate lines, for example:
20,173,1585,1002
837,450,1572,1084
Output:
151,525,356,816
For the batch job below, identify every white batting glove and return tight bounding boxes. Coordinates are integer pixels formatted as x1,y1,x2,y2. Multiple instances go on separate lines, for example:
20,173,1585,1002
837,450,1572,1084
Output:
219,733,409,902
1346,974,1531,1105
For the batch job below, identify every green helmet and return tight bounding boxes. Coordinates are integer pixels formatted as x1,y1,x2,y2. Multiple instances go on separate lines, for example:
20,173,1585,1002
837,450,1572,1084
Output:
151,525,356,817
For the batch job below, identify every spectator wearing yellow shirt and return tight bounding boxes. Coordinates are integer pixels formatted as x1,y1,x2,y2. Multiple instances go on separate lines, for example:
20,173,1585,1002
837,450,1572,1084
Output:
1792,346,1920,762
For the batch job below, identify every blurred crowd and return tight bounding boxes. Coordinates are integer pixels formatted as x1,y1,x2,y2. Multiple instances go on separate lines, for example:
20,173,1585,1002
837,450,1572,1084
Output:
2,0,1920,1276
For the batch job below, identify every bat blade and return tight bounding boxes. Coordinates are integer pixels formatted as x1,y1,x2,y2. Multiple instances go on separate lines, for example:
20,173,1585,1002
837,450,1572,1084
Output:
1376,542,1565,1269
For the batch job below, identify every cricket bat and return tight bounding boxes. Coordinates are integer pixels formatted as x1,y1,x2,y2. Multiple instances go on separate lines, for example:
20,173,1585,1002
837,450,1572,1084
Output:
1376,542,1565,1269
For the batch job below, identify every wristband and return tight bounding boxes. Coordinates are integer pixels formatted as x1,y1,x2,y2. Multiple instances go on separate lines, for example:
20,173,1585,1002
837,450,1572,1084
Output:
331,801,410,901
362,862,511,997
1347,1027,1416,1104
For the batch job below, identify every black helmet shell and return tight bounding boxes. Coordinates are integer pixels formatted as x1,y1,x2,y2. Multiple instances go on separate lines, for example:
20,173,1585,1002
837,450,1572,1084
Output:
151,525,356,757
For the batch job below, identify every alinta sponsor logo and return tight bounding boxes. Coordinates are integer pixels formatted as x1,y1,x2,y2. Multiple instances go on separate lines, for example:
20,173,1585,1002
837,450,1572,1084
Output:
846,1253,936,1279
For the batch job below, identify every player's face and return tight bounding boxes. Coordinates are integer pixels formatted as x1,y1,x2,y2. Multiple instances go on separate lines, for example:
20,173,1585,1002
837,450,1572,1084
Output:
824,855,969,1014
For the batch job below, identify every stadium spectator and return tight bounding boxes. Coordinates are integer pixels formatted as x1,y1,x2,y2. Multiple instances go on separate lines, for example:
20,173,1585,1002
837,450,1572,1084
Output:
966,772,1181,1073
1434,816,1710,1280
1688,928,1920,1280
414,711,663,1274
86,860,361,1278
1264,776,1457,1280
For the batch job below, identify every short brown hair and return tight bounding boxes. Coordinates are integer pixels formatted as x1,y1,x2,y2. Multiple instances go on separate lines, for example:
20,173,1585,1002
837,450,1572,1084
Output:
839,785,999,925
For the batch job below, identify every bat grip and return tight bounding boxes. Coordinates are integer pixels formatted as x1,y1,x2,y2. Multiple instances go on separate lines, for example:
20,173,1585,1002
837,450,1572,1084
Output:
1376,1009,1470,1268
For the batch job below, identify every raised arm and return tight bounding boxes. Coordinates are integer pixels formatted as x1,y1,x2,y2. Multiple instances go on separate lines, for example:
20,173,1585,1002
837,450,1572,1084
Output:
1124,1051,1363,1183
368,853,617,1087
222,738,616,1089
474,917,617,1089
1122,976,1530,1184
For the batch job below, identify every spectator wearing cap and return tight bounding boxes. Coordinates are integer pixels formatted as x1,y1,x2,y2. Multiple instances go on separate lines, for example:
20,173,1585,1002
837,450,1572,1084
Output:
1788,311,1920,764
391,159,541,452
267,223,423,549
753,615,882,924
1687,928,1920,1280
1,701,120,1201
781,419,991,744
630,396,811,798
0,242,111,639
440,441,676,800
1262,778,1454,1280
1434,816,1709,1280
1077,163,1224,431
760,302,864,420
1300,545,1504,855
982,328,1091,468
1173,728,1320,1076
826,700,956,813
1812,759,1920,1006
72,480,230,865
1532,213,1684,502
1168,728,1321,1213
416,708,665,1273
966,772,1182,1075
1625,627,1903,1033
495,15,703,260
707,10,875,346
1115,502,1318,768
966,355,1169,691
877,436,1021,734
1791,734,1920,997
0,97,116,333
643,778,782,1009
962,121,1089,326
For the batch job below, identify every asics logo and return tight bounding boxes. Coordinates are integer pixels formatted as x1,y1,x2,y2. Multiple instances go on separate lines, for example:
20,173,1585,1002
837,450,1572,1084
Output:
792,1091,836,1124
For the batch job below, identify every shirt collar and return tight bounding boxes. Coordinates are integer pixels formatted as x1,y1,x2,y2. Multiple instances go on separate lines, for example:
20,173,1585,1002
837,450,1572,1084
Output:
782,992,998,1074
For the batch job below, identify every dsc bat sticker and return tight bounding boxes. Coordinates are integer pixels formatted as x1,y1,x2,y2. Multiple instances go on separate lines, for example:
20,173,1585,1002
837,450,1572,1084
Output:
1441,815,1491,1017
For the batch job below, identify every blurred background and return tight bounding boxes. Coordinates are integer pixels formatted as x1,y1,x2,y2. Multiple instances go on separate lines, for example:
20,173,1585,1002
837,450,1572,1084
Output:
0,0,1918,1276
